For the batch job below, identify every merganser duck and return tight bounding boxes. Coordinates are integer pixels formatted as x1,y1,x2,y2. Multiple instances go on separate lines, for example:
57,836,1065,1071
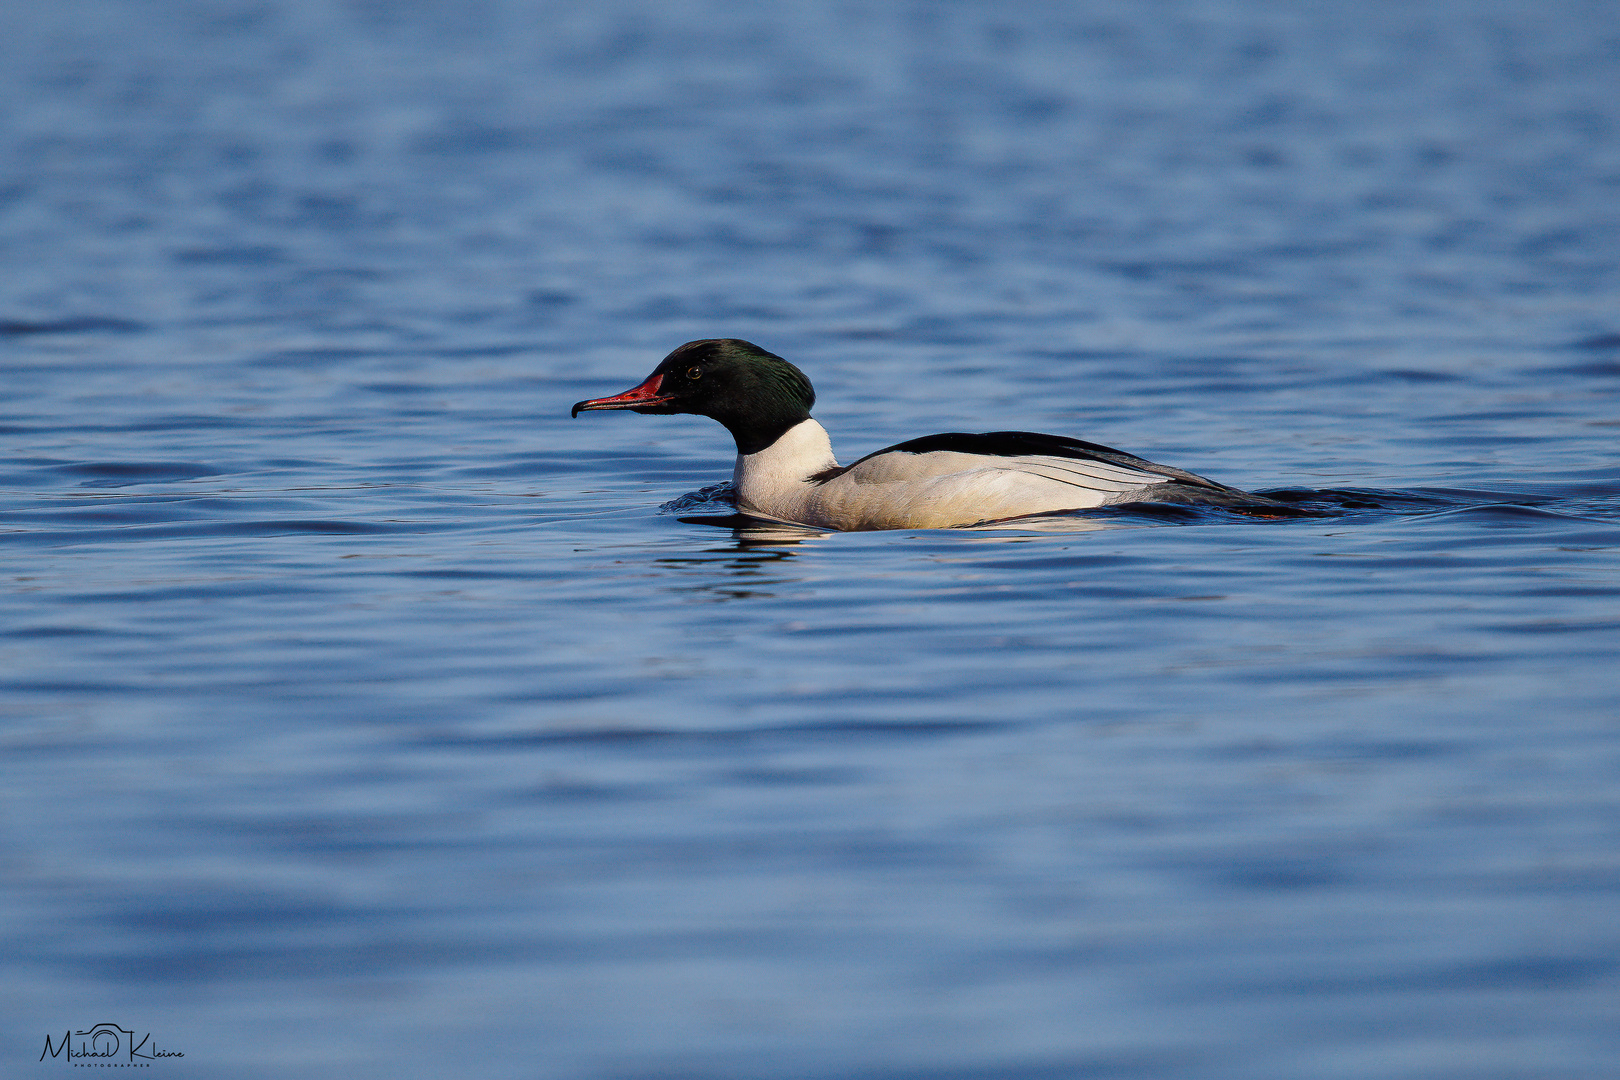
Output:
573,339,1271,530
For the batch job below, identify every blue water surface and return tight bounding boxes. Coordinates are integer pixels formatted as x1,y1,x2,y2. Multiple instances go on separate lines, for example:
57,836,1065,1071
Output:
3,2,1619,1077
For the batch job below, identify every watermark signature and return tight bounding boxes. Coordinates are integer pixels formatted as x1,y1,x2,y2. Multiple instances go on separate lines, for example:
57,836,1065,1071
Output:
40,1024,184,1065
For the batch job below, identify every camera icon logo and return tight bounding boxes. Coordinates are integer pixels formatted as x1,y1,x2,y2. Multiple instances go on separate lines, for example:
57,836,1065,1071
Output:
80,1024,134,1057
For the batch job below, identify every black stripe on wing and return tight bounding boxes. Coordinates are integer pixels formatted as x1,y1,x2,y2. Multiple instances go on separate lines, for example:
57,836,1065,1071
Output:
879,431,1148,461
812,431,1227,490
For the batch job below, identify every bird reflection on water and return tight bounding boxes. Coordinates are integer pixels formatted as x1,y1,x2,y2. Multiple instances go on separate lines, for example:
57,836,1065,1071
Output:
655,519,816,602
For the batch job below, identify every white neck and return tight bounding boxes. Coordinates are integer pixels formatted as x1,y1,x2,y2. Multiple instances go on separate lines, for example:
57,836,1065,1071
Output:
732,418,838,519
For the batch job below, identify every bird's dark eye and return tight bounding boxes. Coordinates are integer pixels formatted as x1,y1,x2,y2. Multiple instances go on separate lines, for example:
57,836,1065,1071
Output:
686,365,703,380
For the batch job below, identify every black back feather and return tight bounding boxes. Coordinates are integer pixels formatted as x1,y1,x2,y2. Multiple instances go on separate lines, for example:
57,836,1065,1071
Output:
809,430,1234,493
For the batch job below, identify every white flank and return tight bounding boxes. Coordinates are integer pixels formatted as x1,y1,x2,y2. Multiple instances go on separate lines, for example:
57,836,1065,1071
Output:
733,420,1174,530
